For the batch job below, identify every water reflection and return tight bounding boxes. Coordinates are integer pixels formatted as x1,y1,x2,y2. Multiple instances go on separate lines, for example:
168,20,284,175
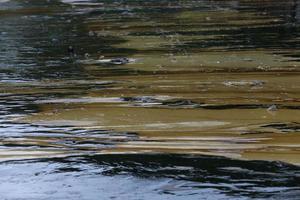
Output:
0,0,300,199
0,154,299,199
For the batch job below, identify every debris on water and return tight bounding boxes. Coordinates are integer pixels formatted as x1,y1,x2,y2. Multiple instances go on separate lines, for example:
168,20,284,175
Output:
78,57,136,65
223,80,265,87
267,104,278,112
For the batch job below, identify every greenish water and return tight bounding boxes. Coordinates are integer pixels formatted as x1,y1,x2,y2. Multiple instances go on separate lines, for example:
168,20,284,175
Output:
0,0,300,199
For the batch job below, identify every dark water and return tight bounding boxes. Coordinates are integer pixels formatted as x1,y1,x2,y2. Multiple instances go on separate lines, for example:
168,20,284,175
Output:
0,0,300,199
1,154,300,200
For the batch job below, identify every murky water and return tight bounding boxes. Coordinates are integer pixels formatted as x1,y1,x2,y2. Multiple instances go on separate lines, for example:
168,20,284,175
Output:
0,0,300,199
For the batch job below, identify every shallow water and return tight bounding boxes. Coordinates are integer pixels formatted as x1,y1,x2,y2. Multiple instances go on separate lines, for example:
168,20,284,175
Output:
0,0,300,199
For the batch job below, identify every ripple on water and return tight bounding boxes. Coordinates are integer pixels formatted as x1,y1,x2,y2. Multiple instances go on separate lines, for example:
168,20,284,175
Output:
0,0,300,199
0,154,299,200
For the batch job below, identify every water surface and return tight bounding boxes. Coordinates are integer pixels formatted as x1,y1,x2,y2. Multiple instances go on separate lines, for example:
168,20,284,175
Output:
0,0,300,199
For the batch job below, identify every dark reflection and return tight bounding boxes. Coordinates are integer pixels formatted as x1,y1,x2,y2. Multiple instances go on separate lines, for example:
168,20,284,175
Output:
4,153,299,199
0,1,300,199
0,94,40,118
0,0,136,80
1,0,300,81
261,122,300,133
